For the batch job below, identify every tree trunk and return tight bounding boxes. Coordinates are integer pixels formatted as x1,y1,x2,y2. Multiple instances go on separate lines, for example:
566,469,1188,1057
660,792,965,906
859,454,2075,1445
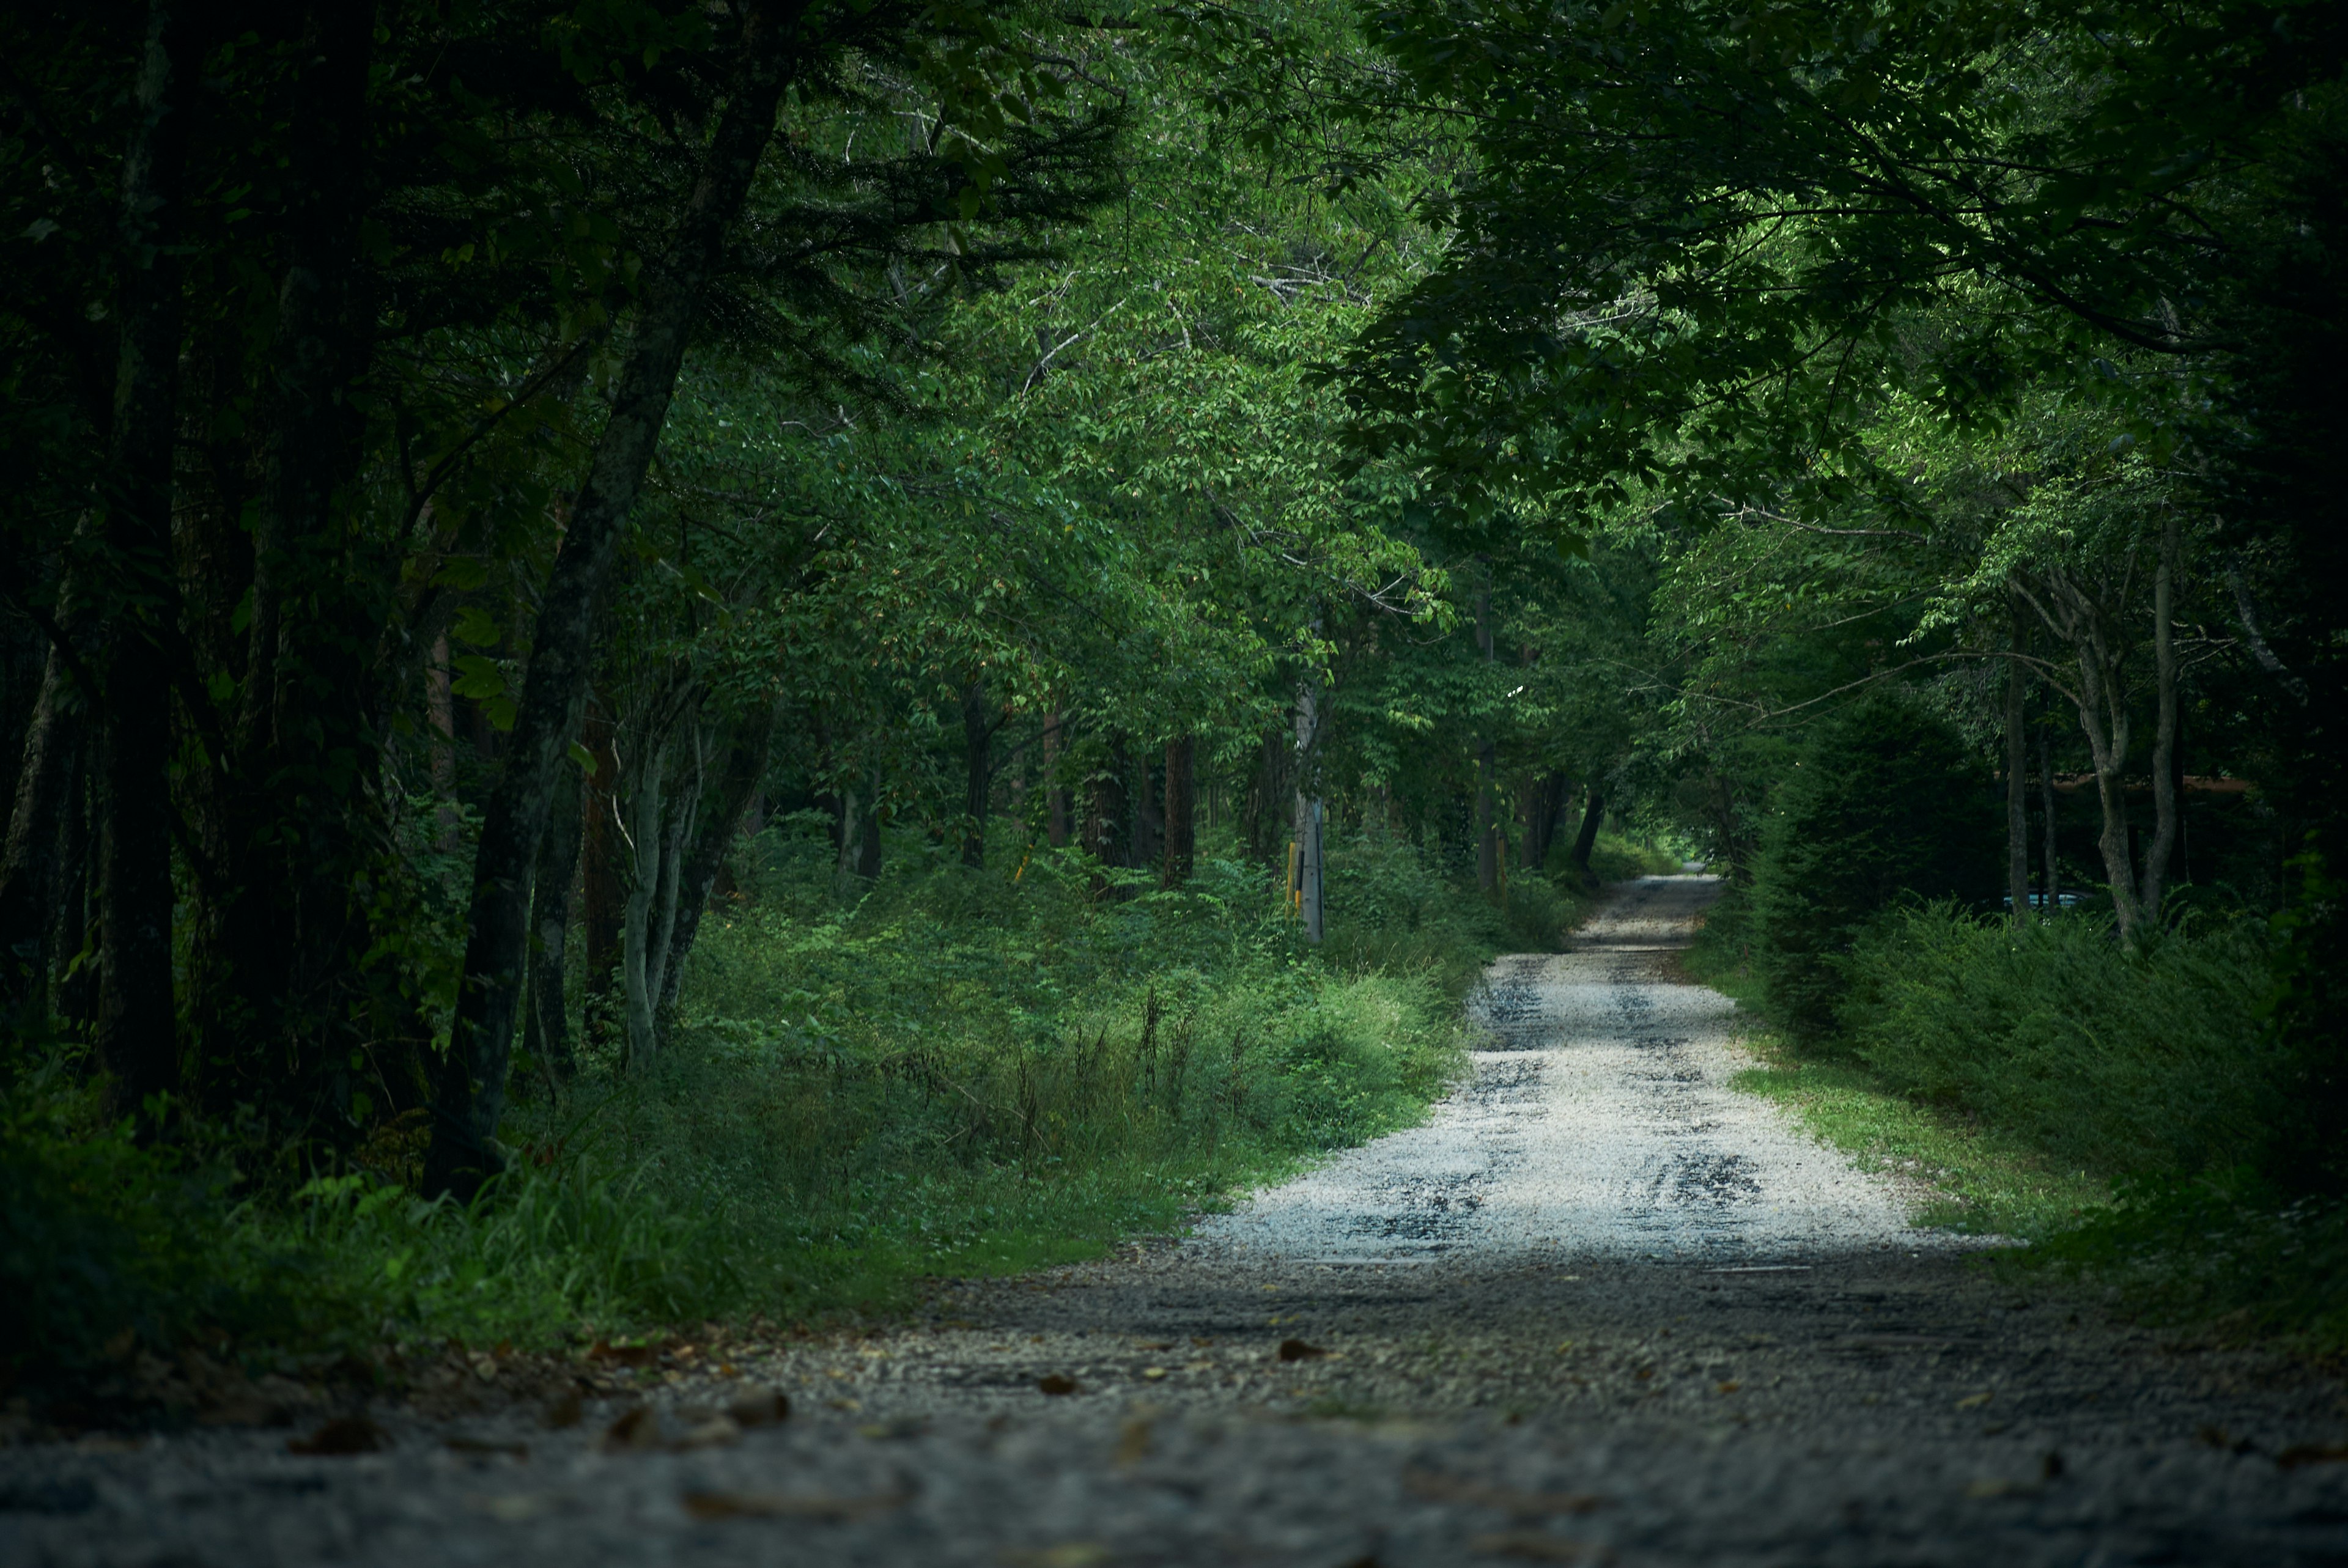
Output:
1293,679,1323,943
95,0,197,1124
1086,736,1131,893
426,7,796,1198
655,699,779,1036
1043,710,1068,848
0,627,93,1026
1162,735,1196,888
2006,589,2031,926
520,754,584,1084
961,677,989,869
2039,726,2062,911
1570,787,1605,886
2139,510,2182,927
580,699,624,1024
1132,746,1162,872
427,633,459,853
1474,575,1497,894
1520,769,1567,872
619,733,668,1072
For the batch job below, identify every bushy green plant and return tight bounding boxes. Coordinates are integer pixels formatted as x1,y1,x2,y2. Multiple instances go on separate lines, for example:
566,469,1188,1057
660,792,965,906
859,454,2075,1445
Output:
1839,902,2281,1179
1750,695,2002,1036
0,1077,273,1389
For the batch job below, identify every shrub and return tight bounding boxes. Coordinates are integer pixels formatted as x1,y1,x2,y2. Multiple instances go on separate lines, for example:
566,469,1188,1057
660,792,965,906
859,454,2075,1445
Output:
1750,695,2002,1036
1839,903,2282,1180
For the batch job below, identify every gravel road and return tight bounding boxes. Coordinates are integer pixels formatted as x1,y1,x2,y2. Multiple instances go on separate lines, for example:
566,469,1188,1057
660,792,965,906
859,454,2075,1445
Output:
10,876,2348,1566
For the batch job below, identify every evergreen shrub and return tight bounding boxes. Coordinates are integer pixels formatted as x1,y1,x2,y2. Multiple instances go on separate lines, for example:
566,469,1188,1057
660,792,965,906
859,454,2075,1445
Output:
1749,695,2001,1036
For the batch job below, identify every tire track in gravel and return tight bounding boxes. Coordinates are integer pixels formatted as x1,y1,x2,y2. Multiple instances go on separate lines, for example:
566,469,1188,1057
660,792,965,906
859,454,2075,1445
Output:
10,878,2348,1567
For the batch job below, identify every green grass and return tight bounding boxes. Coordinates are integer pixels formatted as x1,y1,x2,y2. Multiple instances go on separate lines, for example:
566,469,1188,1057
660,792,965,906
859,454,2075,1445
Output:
6,818,1573,1404
1730,1047,2111,1237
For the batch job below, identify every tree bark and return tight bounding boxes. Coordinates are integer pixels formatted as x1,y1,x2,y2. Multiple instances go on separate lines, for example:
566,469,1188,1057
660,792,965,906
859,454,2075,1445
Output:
2139,509,2182,927
1043,710,1068,848
1162,735,1196,888
427,633,459,853
0,622,94,1026
1521,769,1567,872
2039,726,2062,911
1293,678,1323,943
1473,574,1497,894
520,754,584,1084
95,0,197,1123
2006,588,2031,926
655,699,780,1037
581,698,624,1023
425,5,796,1197
961,676,989,868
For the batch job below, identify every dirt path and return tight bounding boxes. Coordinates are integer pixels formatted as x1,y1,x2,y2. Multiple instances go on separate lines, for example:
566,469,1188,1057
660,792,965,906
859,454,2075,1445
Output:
12,878,2348,1566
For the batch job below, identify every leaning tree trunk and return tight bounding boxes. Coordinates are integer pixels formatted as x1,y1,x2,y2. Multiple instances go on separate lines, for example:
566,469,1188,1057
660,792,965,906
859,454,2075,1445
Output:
654,699,780,1042
95,0,198,1123
2006,587,2031,927
425,8,796,1198
1570,787,1605,886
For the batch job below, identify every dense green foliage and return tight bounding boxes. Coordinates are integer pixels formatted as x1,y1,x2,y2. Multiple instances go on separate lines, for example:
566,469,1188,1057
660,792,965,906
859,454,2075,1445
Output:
1749,699,2001,1037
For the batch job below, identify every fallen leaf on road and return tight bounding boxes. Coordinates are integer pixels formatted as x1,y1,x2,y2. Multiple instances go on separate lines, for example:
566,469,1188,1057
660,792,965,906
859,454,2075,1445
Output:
725,1389,791,1428
287,1417,386,1456
1467,1529,1610,1561
1955,1391,1993,1410
600,1405,662,1452
681,1487,910,1523
1116,1416,1153,1466
1140,1366,1167,1380
673,1417,740,1450
1277,1338,1327,1362
1715,1382,1741,1394
2278,1442,2348,1470
1036,1374,1079,1396
588,1339,656,1368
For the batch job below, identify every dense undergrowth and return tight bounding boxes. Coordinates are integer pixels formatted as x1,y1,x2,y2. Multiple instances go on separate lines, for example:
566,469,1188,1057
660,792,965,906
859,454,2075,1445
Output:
1692,886,2348,1353
2,823,1675,1400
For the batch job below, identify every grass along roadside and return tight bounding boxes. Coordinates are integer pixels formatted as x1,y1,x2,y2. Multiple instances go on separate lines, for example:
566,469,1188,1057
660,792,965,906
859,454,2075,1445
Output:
1684,897,2112,1241
7,822,1636,1410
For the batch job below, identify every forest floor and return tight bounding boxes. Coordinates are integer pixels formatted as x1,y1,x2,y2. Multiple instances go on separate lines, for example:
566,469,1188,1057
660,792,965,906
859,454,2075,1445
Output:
11,879,2348,1566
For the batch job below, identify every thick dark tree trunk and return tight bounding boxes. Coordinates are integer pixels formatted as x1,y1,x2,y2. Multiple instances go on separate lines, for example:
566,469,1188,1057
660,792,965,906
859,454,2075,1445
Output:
1162,735,1195,888
1132,748,1162,872
521,755,584,1083
2007,591,2031,926
1570,787,1605,886
1244,731,1291,864
961,677,989,869
95,1,197,1123
426,12,796,1197
654,699,780,1039
183,0,382,1134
